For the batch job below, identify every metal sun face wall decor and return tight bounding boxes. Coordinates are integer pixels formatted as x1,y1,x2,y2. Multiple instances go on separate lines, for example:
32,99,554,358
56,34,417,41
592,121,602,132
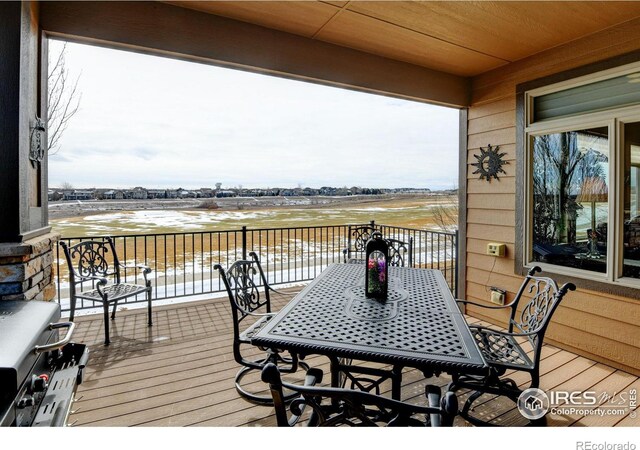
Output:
471,144,508,182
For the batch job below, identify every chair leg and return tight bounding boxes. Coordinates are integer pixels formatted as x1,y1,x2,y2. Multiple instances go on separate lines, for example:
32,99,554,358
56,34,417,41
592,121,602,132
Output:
69,294,77,322
458,391,497,427
462,390,483,416
147,284,153,327
235,362,309,406
102,301,111,346
111,300,119,320
391,365,403,400
530,372,540,389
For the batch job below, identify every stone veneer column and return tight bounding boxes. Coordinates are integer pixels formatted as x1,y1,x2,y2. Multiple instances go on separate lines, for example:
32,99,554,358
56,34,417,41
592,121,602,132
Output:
0,233,60,302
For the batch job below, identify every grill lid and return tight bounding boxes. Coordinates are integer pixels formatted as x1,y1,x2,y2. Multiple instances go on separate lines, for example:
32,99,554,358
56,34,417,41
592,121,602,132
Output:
0,301,61,399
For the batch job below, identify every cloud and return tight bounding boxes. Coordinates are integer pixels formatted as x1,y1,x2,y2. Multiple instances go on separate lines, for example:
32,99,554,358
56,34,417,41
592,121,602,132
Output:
48,40,459,190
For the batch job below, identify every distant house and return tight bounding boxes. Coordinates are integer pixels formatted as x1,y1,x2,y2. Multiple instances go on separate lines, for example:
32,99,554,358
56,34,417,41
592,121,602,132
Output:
166,189,178,199
48,190,63,201
63,190,93,201
319,186,337,196
216,190,236,198
103,190,124,200
176,189,196,198
147,189,167,199
302,187,318,196
246,189,264,197
126,187,148,199
395,188,432,194
258,189,277,197
198,188,214,198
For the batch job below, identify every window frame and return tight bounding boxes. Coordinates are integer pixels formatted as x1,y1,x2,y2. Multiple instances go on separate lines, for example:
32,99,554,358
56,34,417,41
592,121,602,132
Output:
516,56,640,296
524,118,615,283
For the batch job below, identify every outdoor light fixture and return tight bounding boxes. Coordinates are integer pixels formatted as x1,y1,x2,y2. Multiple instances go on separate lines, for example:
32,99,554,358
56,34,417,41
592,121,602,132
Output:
365,231,389,300
29,115,46,167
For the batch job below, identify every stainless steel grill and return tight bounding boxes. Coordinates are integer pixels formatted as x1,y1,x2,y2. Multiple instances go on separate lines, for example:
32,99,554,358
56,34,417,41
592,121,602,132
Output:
0,301,88,427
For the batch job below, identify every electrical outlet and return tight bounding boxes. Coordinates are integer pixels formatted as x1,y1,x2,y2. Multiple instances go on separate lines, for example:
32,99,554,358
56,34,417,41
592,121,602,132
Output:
490,287,506,305
487,242,506,257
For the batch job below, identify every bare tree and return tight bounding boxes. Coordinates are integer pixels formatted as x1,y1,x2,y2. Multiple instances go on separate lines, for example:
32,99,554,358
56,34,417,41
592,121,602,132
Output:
532,131,607,245
47,42,81,155
431,193,459,232
60,181,74,190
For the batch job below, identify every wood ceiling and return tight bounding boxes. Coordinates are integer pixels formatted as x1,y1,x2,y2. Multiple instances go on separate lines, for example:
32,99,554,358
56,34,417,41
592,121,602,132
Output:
166,1,640,77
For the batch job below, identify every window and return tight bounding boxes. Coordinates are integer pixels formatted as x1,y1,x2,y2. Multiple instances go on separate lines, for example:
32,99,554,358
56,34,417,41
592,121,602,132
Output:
524,63,640,288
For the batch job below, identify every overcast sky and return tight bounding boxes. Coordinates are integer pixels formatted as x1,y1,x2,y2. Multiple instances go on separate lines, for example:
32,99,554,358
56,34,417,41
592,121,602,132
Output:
48,40,459,190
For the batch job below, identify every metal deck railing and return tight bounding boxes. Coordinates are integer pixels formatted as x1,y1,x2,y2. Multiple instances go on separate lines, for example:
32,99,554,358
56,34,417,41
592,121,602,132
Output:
54,221,457,313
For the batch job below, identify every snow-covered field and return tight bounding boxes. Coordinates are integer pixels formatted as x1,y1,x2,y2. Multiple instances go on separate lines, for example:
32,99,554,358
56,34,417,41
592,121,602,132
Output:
51,195,458,315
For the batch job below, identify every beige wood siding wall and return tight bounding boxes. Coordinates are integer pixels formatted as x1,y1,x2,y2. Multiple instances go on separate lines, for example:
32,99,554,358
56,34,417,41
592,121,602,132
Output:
464,18,640,376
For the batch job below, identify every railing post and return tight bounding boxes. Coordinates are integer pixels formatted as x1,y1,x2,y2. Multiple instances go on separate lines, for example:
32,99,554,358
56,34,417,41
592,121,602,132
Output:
408,236,414,268
370,220,376,231
242,225,247,260
454,229,459,299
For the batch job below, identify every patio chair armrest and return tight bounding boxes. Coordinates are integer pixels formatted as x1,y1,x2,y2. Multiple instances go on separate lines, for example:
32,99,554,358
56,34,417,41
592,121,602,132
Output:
471,324,539,338
455,299,514,310
262,363,323,426
75,274,109,286
119,263,152,275
303,368,322,387
267,285,286,295
243,310,277,320
74,274,108,296
426,385,442,427
119,263,152,284
426,385,458,427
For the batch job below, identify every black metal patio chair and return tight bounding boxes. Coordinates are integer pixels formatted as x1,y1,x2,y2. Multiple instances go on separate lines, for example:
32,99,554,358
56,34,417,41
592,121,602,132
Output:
448,266,576,426
214,252,308,405
262,363,458,427
343,225,413,267
342,225,375,263
387,237,413,267
60,237,153,345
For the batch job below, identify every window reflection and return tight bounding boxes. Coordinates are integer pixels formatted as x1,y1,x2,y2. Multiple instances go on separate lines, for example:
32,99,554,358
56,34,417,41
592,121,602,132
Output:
623,122,640,279
532,127,609,273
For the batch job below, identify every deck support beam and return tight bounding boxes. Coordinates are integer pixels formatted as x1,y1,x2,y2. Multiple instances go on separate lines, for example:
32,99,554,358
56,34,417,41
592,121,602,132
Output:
0,1,49,243
39,1,470,107
0,1,56,302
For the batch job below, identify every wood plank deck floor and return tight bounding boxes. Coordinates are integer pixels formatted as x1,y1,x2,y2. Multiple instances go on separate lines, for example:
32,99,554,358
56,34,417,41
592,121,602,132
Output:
68,287,639,427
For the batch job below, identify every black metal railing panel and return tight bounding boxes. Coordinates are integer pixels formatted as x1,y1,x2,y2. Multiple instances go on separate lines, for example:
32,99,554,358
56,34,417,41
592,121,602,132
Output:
54,221,457,313
377,224,458,297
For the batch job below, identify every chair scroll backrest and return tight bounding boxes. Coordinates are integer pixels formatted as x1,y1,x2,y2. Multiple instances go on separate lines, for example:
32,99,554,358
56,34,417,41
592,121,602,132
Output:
214,253,271,324
59,237,121,286
262,363,458,427
344,225,375,262
387,237,413,267
509,266,576,356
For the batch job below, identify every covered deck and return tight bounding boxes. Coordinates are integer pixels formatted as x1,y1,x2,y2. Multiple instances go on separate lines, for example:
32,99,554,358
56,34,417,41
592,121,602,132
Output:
68,286,638,427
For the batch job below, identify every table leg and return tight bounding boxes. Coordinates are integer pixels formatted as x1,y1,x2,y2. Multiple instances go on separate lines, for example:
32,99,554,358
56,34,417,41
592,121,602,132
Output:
329,356,342,389
391,365,403,400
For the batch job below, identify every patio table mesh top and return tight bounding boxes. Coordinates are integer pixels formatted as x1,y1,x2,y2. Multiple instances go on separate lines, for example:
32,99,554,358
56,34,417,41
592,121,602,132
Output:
253,264,487,374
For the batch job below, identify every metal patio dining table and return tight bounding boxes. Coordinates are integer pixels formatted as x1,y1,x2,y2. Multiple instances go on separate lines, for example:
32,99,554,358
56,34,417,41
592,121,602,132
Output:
252,263,487,400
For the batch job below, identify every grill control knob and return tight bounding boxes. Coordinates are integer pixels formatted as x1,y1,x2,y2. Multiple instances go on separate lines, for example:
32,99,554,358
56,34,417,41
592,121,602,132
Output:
17,396,35,409
30,374,48,393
